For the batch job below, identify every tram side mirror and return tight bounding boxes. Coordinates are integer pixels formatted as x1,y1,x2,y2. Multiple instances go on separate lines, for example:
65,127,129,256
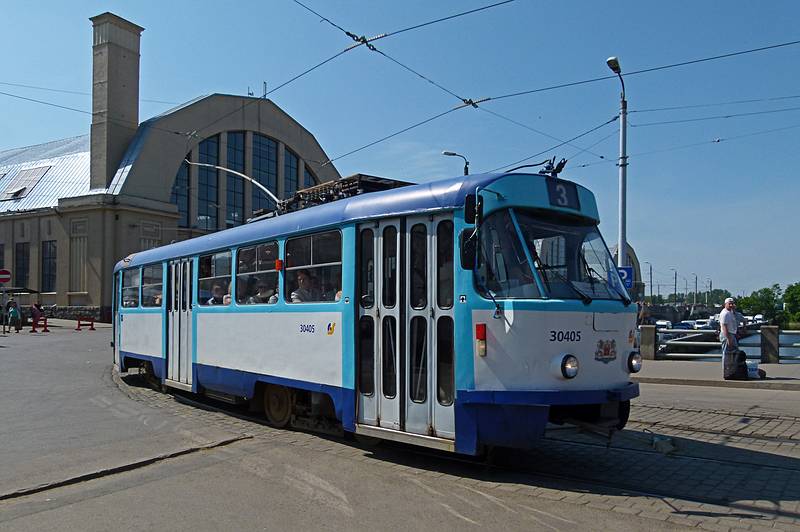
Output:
465,194,476,223
460,230,476,270
464,194,483,225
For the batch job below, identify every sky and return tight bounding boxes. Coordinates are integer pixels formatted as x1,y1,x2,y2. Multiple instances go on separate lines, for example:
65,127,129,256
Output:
1,0,798,297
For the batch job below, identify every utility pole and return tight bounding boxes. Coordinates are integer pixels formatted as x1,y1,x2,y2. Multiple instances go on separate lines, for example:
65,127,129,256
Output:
693,273,698,306
643,261,653,304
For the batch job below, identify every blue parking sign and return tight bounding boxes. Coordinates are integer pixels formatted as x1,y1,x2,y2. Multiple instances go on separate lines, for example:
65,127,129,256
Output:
617,266,633,289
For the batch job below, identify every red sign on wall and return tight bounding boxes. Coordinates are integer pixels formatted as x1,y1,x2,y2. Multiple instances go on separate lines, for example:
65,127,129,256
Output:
0,269,11,284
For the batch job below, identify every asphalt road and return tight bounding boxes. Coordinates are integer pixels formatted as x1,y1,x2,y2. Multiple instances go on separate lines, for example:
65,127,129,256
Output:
2,324,790,530
639,383,800,417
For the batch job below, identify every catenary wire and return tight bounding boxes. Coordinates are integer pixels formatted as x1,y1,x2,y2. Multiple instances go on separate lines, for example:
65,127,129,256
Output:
574,122,800,168
294,1,607,161
629,105,800,127
0,81,179,105
488,39,800,103
161,0,518,142
484,115,619,173
630,94,800,113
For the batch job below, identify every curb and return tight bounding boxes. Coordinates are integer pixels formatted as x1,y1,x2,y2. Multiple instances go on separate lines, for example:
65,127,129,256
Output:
634,376,800,391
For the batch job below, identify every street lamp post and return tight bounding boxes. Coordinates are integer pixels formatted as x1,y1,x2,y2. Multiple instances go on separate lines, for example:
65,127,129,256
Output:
442,151,469,175
692,273,698,305
607,56,627,268
670,268,677,306
643,261,653,304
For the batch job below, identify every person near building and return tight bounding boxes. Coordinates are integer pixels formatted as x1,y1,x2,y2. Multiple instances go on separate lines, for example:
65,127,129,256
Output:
7,300,22,333
30,303,43,332
719,297,739,371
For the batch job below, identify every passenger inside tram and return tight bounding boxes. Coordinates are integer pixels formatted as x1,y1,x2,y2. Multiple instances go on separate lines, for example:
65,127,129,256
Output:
290,269,320,303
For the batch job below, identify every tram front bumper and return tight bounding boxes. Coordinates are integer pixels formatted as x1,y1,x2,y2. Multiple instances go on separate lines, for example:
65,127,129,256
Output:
453,382,639,454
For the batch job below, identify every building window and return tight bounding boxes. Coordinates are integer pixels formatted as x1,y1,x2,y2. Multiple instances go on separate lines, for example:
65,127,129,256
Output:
198,251,231,305
304,166,317,189
70,219,88,292
197,135,219,230
14,242,30,287
170,158,190,228
41,241,57,292
252,134,277,212
285,230,342,303
226,131,245,227
284,148,298,198
140,221,161,251
0,243,4,270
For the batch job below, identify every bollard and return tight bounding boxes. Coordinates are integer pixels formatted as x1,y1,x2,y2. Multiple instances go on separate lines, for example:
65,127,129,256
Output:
761,326,780,364
640,325,657,360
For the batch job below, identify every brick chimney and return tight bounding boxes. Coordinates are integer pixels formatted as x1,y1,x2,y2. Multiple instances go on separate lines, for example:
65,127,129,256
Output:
89,13,144,190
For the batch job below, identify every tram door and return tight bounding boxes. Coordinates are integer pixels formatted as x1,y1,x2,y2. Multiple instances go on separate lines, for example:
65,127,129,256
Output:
357,220,402,430
167,259,193,387
404,215,455,439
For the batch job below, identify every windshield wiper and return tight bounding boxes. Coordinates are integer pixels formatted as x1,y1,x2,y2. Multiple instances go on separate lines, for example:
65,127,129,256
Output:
581,256,631,306
538,262,592,305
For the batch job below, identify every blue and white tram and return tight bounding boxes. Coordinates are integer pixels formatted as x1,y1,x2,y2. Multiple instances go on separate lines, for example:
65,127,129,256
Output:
113,171,641,455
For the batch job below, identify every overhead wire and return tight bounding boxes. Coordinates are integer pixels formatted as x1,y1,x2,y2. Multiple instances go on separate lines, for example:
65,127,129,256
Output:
484,116,619,173
158,0,518,143
574,121,800,168
630,105,800,127
630,93,800,113
294,0,608,164
488,38,800,103
0,81,179,105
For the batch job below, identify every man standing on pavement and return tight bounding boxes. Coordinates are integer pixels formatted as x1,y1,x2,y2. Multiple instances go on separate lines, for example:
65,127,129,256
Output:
719,297,738,372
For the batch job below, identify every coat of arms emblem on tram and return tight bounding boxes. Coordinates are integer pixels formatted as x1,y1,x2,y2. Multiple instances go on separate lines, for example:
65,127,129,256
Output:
595,339,617,363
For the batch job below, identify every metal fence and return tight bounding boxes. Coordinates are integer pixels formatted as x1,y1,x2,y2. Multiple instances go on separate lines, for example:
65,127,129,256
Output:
640,325,800,362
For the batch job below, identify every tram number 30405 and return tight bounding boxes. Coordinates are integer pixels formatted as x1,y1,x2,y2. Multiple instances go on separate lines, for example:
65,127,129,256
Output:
549,330,582,342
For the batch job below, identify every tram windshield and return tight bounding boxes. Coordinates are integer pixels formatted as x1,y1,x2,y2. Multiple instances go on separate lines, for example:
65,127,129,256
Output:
475,209,630,302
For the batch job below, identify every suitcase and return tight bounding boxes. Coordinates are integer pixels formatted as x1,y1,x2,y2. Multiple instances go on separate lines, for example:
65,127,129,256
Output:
724,349,748,380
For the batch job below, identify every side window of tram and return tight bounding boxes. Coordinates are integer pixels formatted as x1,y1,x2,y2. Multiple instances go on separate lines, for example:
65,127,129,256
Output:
198,251,232,306
382,226,397,308
359,229,374,308
141,264,163,307
121,269,140,308
236,241,279,305
285,231,342,303
409,224,427,309
436,220,454,309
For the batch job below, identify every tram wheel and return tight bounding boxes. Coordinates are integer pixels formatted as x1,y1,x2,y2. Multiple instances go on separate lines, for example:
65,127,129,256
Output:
264,384,293,428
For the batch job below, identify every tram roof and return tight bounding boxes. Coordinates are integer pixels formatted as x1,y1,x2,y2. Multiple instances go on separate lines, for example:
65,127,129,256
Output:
115,172,583,271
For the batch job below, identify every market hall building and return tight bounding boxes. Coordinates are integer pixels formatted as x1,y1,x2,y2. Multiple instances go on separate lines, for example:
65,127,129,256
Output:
0,13,340,320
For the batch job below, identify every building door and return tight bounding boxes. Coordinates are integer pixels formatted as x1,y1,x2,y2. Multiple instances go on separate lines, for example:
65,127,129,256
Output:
404,215,455,439
167,259,193,388
356,220,402,430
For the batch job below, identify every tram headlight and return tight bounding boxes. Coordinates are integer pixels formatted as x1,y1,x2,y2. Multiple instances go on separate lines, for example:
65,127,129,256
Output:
560,355,579,379
627,352,643,373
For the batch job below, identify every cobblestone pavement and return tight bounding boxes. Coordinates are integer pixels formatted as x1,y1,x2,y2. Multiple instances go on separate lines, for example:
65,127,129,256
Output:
115,370,800,531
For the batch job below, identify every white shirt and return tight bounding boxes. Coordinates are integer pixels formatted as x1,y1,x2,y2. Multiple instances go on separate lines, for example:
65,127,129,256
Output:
719,308,738,336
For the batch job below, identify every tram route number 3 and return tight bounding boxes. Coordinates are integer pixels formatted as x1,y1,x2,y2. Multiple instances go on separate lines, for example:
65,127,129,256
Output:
549,330,581,342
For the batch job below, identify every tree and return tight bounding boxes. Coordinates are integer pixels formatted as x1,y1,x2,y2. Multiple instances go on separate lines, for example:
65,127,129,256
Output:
785,283,800,315
737,284,783,322
784,283,800,323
